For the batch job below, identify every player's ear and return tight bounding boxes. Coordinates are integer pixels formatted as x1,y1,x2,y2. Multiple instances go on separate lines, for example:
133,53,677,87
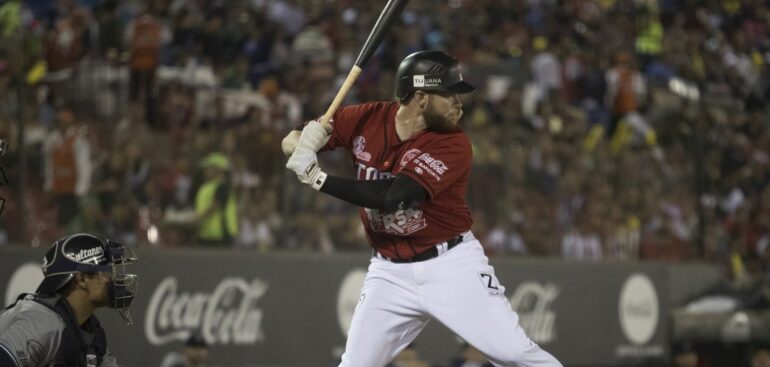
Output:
76,273,88,289
414,91,428,109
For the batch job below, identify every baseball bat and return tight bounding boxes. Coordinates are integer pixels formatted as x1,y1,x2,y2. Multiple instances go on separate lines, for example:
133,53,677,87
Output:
319,0,410,129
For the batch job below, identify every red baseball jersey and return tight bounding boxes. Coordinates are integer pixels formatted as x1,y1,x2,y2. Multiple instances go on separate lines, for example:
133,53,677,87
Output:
323,101,473,259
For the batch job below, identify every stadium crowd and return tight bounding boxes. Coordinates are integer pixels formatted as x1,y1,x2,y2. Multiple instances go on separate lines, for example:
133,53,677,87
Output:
0,0,767,271
0,0,769,366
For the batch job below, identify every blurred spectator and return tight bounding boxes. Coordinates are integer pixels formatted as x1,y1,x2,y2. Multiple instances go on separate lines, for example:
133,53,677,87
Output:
194,152,238,246
159,332,210,367
634,5,664,70
44,6,88,71
605,51,646,137
125,8,171,126
43,105,92,229
561,215,603,261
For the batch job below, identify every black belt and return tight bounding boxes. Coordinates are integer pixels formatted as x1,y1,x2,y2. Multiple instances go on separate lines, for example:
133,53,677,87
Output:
373,235,464,263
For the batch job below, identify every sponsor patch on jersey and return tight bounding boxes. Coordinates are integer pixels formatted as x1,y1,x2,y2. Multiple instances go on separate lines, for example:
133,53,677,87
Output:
400,148,421,167
352,136,371,162
409,153,448,182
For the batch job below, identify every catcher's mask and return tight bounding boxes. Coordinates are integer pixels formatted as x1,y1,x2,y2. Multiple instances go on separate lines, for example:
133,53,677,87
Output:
37,233,139,325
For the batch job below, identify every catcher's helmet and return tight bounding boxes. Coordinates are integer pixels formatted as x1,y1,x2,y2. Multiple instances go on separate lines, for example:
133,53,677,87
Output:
37,233,139,324
395,50,475,101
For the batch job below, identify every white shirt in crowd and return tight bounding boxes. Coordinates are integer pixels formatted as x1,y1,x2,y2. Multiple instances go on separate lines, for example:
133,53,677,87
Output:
561,229,603,261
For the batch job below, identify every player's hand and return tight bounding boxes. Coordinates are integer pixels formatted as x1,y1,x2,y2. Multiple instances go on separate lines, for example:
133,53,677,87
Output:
281,130,301,157
286,146,327,190
297,119,333,153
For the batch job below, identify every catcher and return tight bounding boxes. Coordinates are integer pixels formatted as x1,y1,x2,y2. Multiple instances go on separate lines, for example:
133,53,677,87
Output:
0,233,138,367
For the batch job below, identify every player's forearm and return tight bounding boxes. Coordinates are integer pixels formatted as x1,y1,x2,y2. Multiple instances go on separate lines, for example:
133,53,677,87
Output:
319,175,427,213
320,176,393,209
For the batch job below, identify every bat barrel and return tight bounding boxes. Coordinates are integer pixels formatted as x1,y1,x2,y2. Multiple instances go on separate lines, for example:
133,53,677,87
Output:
354,0,410,67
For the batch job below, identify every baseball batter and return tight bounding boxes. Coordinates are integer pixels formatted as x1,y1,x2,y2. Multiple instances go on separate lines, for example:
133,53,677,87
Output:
0,233,138,367
284,51,562,367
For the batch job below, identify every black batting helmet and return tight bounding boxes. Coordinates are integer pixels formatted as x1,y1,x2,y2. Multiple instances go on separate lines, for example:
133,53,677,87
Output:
395,50,475,101
37,233,139,324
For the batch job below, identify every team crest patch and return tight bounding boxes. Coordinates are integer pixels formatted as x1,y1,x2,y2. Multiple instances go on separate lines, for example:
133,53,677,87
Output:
353,136,371,162
400,148,421,167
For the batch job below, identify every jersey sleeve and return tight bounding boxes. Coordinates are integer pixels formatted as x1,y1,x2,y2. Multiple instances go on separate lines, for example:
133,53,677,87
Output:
393,134,472,199
0,305,62,367
322,102,394,152
322,104,365,151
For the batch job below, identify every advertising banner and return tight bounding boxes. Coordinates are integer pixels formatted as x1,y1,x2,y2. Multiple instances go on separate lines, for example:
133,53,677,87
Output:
0,246,720,366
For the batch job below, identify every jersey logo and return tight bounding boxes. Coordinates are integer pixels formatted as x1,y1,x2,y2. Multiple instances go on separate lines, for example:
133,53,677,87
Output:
401,151,449,182
400,148,421,167
352,136,371,162
365,208,427,235
356,163,392,181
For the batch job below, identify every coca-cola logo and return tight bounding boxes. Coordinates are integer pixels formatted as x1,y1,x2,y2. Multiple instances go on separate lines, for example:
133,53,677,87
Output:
509,282,559,344
145,277,268,346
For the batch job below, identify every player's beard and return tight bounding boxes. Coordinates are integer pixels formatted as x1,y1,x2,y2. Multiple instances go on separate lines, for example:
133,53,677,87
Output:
424,102,460,133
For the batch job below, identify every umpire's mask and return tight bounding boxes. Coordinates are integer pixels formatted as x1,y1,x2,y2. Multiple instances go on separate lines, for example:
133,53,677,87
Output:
37,233,139,325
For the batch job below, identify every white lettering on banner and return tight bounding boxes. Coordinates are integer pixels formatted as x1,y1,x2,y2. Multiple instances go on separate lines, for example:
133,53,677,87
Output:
615,344,665,357
618,274,658,345
509,282,559,344
145,277,268,346
615,273,663,357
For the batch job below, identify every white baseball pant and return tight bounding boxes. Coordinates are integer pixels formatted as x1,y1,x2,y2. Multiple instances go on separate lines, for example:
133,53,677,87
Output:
338,233,562,367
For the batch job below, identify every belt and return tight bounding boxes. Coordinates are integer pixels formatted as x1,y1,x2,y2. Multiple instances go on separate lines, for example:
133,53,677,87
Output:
373,234,465,263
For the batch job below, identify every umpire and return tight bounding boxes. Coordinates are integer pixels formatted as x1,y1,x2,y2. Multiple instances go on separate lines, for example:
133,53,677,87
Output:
0,233,139,367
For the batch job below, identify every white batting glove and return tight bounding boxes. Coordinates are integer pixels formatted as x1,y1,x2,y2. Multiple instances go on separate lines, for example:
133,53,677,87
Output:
297,120,333,152
286,146,327,190
281,130,301,157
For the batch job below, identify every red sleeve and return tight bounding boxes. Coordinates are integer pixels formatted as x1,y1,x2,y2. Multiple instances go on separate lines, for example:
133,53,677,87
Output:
321,102,396,152
392,133,472,199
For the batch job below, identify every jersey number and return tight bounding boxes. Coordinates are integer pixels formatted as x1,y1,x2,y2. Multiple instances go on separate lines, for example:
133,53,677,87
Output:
480,273,499,290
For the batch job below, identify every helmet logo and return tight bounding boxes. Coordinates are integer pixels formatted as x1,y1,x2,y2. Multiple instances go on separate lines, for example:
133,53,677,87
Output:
412,75,442,88
413,75,424,87
67,246,106,264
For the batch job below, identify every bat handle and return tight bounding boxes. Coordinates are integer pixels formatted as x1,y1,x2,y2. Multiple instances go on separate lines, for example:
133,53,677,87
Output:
319,65,363,132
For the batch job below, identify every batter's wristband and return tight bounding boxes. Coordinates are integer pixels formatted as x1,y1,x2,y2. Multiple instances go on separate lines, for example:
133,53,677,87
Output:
311,171,328,191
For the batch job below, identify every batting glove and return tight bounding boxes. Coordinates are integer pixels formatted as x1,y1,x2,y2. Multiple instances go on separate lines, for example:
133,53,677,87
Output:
297,120,333,152
286,146,327,190
281,130,301,157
